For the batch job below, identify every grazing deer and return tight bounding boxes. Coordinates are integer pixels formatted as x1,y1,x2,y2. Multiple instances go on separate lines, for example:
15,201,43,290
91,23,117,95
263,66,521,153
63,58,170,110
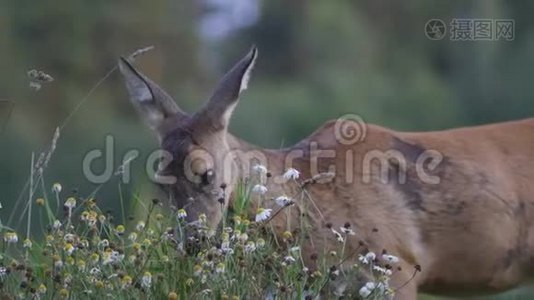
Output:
119,47,534,299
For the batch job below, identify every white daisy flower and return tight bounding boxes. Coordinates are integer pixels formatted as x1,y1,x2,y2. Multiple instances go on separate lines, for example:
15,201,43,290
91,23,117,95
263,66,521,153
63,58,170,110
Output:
136,221,146,231
373,265,392,276
244,241,256,253
275,195,294,207
252,164,267,175
331,229,344,243
3,232,18,244
359,282,376,298
52,220,62,230
90,267,101,275
141,272,152,288
358,252,376,264
177,209,187,220
98,239,110,248
340,226,356,235
382,254,399,264
64,197,76,209
238,232,249,243
23,238,32,249
255,208,272,222
359,286,371,298
52,183,62,193
215,263,225,273
63,233,76,243
365,282,376,290
64,243,75,255
283,255,296,264
252,184,268,195
54,259,63,270
128,232,137,242
283,168,300,181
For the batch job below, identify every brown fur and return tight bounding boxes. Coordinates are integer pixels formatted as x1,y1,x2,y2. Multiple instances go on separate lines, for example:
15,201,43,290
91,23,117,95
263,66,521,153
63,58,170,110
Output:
119,48,534,299
232,119,534,298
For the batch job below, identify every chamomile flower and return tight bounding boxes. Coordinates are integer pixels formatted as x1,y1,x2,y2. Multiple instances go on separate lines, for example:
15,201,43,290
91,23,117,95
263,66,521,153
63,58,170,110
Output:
382,254,399,264
283,168,300,180
52,220,62,230
193,264,203,276
64,233,76,243
90,253,100,264
102,249,124,265
63,243,75,255
64,197,76,209
256,238,266,248
90,268,101,275
275,195,294,207
215,262,225,274
198,214,207,225
359,286,372,298
98,239,109,248
128,232,138,242
252,184,268,195
255,208,272,222
54,259,63,270
52,183,62,193
339,226,356,235
252,164,267,175
244,241,256,253
136,221,146,231
238,232,249,243
365,282,376,290
59,288,69,299
177,209,187,220
283,255,296,265
4,231,18,244
141,272,152,288
282,231,293,240
359,252,376,264
331,229,344,243
121,275,133,289
38,284,47,294
77,260,86,272
23,238,32,249
233,215,242,225
115,224,125,235
373,265,392,276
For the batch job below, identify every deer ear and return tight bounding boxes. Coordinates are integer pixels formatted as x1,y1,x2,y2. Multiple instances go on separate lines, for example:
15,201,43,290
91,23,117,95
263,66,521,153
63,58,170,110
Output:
196,46,258,130
118,57,186,133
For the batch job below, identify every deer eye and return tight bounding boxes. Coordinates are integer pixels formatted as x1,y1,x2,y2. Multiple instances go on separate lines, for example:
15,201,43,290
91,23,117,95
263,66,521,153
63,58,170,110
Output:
200,169,215,185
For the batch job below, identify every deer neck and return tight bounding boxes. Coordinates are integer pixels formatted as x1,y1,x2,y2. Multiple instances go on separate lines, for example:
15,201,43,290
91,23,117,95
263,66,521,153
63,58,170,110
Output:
226,133,306,234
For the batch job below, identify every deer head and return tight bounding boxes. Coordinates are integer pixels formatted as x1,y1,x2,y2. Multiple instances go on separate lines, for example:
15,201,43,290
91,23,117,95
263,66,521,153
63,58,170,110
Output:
118,47,258,229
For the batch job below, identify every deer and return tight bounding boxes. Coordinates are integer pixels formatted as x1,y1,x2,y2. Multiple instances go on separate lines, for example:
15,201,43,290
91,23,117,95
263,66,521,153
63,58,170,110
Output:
118,46,534,299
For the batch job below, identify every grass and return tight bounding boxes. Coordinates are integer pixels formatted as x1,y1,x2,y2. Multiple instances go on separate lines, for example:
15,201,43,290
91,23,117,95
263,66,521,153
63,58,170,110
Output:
0,174,398,299
0,52,392,299
4,50,530,300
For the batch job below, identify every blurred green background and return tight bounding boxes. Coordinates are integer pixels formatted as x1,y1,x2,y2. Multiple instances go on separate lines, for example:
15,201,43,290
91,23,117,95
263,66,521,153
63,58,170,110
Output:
1,1,534,298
